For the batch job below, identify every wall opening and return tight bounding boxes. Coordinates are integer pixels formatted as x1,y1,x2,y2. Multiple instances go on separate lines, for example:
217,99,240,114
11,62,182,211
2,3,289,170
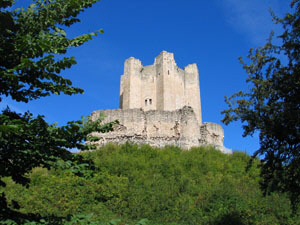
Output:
145,98,152,106
168,70,169,75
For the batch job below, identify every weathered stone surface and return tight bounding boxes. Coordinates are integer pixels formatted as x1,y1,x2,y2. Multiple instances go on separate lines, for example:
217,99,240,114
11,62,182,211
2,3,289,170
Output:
90,51,231,154
120,51,202,125
90,106,228,152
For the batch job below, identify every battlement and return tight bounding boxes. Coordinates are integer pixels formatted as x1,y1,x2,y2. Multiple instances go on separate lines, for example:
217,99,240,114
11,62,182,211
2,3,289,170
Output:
120,51,202,124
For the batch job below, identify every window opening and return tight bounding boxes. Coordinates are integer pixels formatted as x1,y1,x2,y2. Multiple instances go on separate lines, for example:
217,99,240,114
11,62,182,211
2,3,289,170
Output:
168,70,169,75
145,99,147,106
149,99,152,105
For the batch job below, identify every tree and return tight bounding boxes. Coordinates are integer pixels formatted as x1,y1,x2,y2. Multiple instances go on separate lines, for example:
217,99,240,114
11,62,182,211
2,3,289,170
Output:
0,108,116,222
0,0,115,221
222,0,300,212
0,0,106,179
0,0,103,103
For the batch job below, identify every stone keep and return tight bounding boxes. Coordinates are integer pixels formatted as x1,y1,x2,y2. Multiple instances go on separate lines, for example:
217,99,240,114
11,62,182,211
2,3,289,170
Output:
120,51,202,125
90,51,230,153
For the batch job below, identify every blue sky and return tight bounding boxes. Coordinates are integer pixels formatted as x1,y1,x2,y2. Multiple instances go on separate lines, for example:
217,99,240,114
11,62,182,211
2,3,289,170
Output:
1,0,291,155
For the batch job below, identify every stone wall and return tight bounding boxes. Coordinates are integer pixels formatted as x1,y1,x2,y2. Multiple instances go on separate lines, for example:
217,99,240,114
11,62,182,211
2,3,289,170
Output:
90,106,227,152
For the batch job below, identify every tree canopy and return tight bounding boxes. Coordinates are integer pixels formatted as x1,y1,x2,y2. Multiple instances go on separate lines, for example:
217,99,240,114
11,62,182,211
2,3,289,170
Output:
222,0,300,211
0,0,107,182
0,0,116,221
0,0,103,103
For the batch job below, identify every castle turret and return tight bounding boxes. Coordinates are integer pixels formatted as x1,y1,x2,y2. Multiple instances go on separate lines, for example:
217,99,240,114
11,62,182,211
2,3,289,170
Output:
155,51,177,111
184,64,202,124
120,57,142,109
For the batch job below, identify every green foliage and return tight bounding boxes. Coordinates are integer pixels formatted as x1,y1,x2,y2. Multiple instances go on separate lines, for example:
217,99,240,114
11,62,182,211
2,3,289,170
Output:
0,0,115,222
222,0,300,211
0,108,72,186
0,108,116,223
0,108,114,186
0,0,103,102
3,144,300,224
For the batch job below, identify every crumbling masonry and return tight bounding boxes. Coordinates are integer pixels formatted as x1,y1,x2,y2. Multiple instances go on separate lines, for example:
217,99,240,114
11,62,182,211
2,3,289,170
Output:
90,51,230,153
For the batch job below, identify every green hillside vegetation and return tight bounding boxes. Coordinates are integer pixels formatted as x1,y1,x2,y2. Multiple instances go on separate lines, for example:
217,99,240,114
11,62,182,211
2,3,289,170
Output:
1,143,300,224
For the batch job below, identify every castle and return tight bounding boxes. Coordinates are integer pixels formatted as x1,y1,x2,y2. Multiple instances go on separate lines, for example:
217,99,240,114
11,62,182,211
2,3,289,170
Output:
90,51,231,153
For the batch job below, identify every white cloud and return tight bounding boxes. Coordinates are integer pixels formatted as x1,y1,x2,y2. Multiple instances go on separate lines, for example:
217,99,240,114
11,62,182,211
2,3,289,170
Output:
218,0,290,45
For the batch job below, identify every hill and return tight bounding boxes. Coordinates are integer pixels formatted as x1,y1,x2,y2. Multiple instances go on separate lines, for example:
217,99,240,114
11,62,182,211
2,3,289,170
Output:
1,143,299,224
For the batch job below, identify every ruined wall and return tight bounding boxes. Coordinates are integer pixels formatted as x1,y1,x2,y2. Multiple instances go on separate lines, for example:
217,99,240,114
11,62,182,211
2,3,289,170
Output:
90,106,225,151
200,123,224,147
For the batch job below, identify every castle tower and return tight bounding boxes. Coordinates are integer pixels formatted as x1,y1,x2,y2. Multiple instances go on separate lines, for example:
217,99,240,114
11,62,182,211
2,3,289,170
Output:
120,57,142,109
184,64,202,125
155,51,177,111
120,51,202,125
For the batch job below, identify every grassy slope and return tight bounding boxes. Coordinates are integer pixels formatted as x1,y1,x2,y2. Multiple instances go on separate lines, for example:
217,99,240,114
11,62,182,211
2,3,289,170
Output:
2,143,299,224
